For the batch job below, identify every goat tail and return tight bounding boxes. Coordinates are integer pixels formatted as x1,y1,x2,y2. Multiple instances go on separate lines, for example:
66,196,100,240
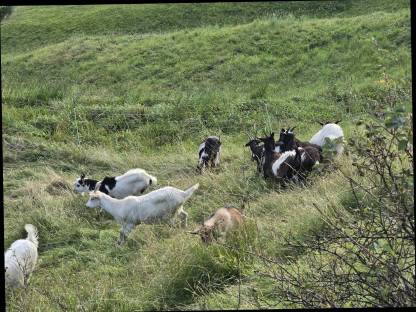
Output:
183,183,199,201
24,224,38,247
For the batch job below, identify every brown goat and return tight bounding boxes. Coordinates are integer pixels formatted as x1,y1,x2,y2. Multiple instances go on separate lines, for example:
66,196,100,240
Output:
189,207,244,244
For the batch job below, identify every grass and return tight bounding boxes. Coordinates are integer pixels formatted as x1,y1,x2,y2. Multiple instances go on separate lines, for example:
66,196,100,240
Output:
2,1,412,310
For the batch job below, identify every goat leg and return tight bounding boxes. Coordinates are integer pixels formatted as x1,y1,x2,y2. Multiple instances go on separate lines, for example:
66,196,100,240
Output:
178,206,188,228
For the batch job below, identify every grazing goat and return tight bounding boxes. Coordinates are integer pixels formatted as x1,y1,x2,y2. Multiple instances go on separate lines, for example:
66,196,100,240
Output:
89,168,157,199
5,224,39,288
197,136,222,171
74,173,98,194
309,121,344,155
189,207,244,244
259,132,301,182
86,183,199,245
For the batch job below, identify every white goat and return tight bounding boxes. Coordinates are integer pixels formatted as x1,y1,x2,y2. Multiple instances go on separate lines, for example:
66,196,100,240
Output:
93,168,158,199
86,183,199,244
5,224,39,288
309,122,344,155
189,207,244,244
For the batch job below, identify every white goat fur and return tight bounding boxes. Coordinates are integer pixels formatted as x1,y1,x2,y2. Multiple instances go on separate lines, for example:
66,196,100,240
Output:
309,123,344,154
271,150,297,176
5,224,39,288
86,184,199,244
261,145,281,166
95,168,157,199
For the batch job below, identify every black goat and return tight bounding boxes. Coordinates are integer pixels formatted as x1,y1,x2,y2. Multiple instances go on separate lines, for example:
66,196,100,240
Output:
244,138,264,173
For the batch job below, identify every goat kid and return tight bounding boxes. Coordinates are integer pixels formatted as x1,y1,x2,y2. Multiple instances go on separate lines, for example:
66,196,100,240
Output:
5,224,39,288
189,207,244,244
74,173,98,194
197,136,222,171
86,183,199,245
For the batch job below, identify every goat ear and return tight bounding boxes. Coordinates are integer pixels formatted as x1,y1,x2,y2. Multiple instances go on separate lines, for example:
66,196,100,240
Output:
271,132,274,137
80,173,85,180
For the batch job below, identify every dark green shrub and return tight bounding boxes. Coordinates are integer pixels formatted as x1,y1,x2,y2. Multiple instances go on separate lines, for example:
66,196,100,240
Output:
0,6,12,21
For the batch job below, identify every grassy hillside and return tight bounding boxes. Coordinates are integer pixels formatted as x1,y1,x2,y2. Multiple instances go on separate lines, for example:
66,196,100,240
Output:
2,1,412,310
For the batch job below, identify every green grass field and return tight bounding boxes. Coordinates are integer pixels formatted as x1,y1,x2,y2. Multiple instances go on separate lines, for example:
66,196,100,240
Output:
2,1,412,310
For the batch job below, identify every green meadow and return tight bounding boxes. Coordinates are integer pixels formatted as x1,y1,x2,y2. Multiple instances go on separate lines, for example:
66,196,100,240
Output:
2,1,412,310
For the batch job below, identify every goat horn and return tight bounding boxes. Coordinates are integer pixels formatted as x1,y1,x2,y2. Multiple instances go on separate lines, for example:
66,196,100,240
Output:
316,120,324,126
335,119,342,124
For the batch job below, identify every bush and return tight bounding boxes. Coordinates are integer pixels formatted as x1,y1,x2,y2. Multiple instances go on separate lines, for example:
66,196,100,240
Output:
252,83,414,307
0,6,12,21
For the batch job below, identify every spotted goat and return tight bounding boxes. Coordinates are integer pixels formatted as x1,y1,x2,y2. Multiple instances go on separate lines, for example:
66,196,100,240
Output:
197,136,222,171
74,168,157,199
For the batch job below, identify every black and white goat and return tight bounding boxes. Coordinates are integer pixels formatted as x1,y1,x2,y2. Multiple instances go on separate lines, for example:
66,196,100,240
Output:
73,174,98,193
197,136,222,171
279,128,321,175
278,127,322,153
258,132,302,182
74,168,157,199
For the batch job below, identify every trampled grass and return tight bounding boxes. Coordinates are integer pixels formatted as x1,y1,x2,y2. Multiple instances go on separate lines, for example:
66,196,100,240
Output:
2,1,412,310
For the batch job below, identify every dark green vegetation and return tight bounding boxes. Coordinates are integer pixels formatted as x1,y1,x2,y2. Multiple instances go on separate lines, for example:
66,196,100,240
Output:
2,1,413,310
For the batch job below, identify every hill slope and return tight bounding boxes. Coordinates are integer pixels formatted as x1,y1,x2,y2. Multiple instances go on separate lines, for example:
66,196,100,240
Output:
2,1,412,310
